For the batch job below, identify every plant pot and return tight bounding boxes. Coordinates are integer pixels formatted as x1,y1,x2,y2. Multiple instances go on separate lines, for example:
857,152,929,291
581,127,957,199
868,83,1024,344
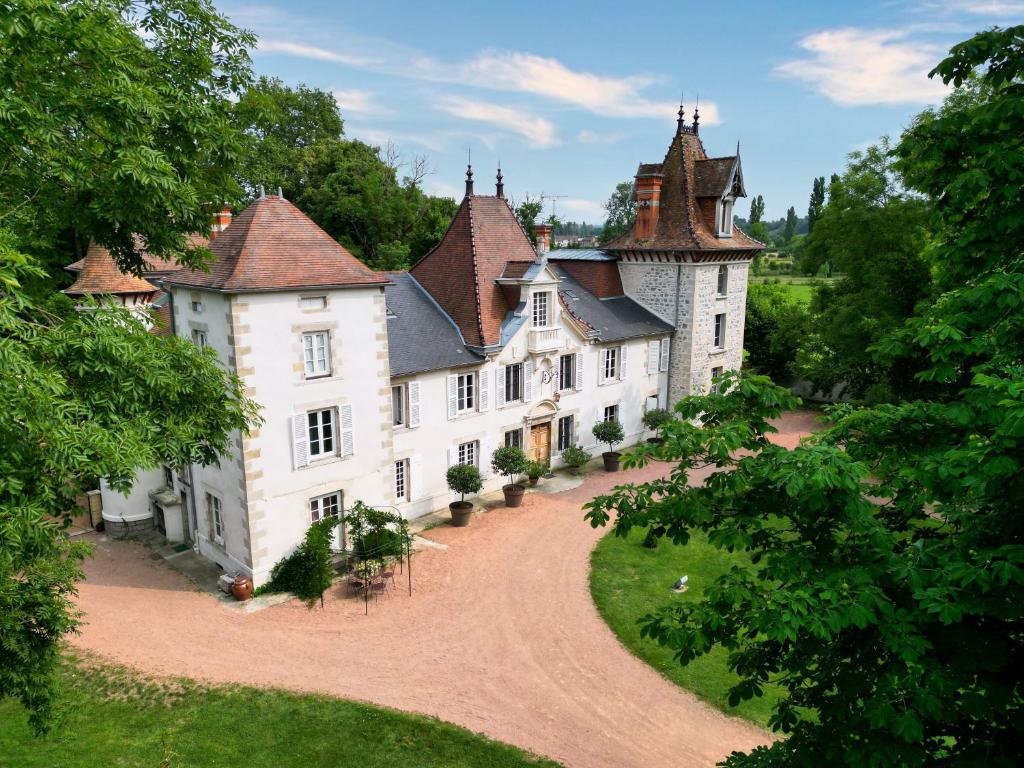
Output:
528,476,539,487
646,437,663,445
569,465,582,476
230,575,253,601
449,501,473,527
602,452,621,472
503,484,526,507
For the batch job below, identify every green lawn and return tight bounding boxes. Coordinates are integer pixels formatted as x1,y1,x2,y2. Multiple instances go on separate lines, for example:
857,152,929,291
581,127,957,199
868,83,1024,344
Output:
0,657,560,768
590,527,782,727
749,275,836,304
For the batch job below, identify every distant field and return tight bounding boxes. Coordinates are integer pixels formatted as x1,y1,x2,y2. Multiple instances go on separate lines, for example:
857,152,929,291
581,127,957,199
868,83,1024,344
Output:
750,275,837,304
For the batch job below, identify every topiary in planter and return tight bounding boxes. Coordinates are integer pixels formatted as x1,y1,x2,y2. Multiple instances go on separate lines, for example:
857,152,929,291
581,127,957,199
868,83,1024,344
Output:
592,419,625,471
491,444,528,506
446,463,482,527
641,408,672,444
561,444,591,475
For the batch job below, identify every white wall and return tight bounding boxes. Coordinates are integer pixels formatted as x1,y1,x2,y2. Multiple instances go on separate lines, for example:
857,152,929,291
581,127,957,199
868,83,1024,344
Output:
99,469,163,525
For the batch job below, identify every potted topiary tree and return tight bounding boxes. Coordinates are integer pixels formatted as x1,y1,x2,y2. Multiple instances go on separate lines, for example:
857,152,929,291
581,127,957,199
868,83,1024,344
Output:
592,419,625,472
446,463,482,527
642,408,672,444
561,444,591,475
491,444,528,507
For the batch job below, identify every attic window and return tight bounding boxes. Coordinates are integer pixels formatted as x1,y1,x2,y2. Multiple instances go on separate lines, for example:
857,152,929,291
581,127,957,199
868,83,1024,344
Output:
718,198,734,238
300,296,327,310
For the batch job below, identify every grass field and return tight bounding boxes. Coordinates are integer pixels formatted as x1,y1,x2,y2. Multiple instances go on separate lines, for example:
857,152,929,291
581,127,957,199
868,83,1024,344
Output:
590,527,782,727
750,275,836,304
0,657,559,768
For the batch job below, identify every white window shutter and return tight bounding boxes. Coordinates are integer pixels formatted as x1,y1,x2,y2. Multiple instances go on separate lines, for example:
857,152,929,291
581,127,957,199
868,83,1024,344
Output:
496,366,506,407
479,369,490,411
479,439,492,478
647,340,660,375
619,345,628,381
340,404,354,457
409,455,422,501
447,375,457,420
408,381,421,428
660,338,670,372
447,447,455,467
523,360,534,402
574,352,583,391
291,414,308,469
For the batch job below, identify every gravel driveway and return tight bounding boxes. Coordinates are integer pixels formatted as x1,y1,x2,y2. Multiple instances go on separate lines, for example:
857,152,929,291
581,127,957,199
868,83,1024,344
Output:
71,411,818,767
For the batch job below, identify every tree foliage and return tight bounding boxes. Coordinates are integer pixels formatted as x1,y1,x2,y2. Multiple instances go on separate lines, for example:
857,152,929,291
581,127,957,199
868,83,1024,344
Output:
600,181,636,243
0,0,254,284
0,240,259,731
263,517,338,608
748,195,765,224
585,27,1024,767
781,207,799,244
806,177,825,234
743,283,810,382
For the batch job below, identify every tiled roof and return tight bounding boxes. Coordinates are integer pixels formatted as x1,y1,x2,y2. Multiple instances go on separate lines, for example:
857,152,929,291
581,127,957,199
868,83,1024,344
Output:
547,248,615,262
66,233,210,276
550,265,673,342
637,163,664,176
63,241,158,295
605,127,763,253
693,157,738,198
385,273,483,378
411,194,537,348
166,196,387,292
552,259,624,299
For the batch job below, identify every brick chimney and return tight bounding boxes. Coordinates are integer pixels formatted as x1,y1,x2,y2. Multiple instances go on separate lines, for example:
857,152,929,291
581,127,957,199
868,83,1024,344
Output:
210,206,232,239
535,222,552,254
634,171,664,240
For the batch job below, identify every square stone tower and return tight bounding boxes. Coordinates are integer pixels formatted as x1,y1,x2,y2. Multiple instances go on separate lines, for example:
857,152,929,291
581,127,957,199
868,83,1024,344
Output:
605,106,764,406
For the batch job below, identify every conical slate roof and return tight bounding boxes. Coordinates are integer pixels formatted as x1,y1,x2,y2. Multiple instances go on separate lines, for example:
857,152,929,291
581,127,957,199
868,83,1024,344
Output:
63,241,158,296
167,195,387,292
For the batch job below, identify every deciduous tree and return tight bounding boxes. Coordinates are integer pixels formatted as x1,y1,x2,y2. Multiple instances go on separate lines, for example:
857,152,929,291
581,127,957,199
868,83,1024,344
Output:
600,181,636,243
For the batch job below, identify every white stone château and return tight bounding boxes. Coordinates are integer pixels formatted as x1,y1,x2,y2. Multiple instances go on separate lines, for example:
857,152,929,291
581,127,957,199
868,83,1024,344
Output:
75,110,762,586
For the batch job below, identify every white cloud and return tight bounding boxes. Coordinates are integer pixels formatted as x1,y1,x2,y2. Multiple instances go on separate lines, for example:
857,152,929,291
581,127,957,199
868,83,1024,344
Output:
557,198,607,222
257,40,378,68
943,0,1024,14
332,89,390,116
576,129,626,145
776,28,951,106
437,97,559,148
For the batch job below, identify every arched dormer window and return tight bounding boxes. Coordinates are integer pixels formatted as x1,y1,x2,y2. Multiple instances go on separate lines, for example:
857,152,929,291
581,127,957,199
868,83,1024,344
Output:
717,265,728,296
717,197,734,237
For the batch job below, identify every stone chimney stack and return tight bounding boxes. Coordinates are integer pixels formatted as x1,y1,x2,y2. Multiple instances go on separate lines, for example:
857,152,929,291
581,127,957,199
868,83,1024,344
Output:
634,170,664,240
534,222,552,254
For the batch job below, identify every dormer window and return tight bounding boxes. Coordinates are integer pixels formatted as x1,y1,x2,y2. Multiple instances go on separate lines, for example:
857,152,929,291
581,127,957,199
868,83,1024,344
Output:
718,198,734,237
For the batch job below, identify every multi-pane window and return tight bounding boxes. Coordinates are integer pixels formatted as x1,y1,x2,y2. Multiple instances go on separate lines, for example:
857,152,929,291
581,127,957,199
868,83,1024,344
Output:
504,363,523,403
458,440,478,467
394,460,408,502
717,265,728,296
714,313,726,349
557,415,574,451
505,428,523,449
206,493,224,545
532,292,550,327
392,384,405,427
602,348,618,381
307,408,335,458
191,329,207,348
310,491,341,523
190,300,203,314
710,366,724,394
456,373,475,412
303,331,330,377
558,354,575,391
604,404,619,423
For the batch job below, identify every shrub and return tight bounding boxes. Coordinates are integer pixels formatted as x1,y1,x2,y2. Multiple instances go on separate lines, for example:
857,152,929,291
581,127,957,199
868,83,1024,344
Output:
446,463,482,503
561,444,591,471
491,444,528,488
592,419,624,454
525,459,548,479
261,517,338,608
641,408,672,435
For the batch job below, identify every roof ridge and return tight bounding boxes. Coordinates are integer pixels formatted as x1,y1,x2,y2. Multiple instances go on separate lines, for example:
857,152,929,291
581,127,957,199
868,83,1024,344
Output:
466,196,486,348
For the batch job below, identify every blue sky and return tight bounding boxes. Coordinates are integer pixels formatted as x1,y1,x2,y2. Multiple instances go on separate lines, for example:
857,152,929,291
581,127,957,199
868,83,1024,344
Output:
225,0,1022,223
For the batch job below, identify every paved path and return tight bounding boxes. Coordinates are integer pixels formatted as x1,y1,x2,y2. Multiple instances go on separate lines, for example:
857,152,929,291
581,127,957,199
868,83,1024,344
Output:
71,411,818,768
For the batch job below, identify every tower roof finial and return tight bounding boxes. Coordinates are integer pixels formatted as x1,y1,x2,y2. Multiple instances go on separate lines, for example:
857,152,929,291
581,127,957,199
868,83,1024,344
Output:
693,94,700,134
677,91,685,134
496,162,504,198
465,148,474,197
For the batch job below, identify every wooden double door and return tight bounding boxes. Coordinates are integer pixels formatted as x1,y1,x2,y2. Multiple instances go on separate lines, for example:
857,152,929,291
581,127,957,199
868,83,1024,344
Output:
530,422,551,464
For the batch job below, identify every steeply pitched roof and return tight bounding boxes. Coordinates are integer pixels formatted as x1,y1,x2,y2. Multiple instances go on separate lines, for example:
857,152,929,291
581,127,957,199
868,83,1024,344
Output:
66,233,210,276
551,265,673,342
166,195,387,292
693,156,740,198
63,241,158,295
605,125,763,253
385,273,483,378
411,194,538,348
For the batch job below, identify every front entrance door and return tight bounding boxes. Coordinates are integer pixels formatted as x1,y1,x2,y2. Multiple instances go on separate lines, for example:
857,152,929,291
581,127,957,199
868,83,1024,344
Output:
530,422,551,464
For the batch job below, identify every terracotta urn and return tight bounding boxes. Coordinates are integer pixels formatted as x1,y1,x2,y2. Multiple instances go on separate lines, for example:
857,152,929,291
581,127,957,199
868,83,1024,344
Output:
231,575,254,601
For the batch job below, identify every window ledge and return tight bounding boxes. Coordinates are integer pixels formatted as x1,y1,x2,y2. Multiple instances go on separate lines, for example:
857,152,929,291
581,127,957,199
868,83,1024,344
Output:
709,347,728,356
300,374,342,385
